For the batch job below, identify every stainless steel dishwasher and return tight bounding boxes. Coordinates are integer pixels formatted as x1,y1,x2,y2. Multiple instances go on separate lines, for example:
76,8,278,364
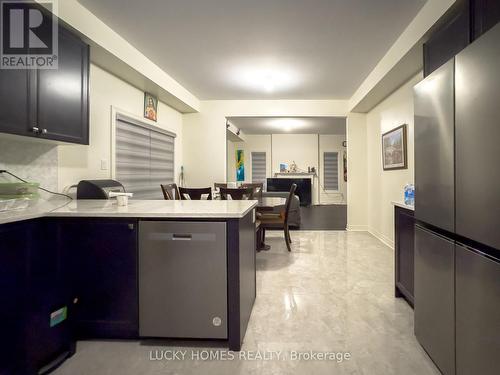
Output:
139,221,227,339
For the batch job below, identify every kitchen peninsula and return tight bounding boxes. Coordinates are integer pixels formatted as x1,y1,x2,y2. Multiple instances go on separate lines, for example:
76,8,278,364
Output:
0,199,257,374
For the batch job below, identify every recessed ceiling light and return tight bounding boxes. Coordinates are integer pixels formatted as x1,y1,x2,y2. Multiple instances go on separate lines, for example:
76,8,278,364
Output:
269,118,305,132
230,64,300,93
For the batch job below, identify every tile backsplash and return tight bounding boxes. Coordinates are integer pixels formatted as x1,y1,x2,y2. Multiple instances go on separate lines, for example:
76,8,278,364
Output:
0,138,58,193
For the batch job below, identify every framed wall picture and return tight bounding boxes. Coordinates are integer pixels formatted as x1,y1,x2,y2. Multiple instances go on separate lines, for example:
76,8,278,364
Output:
382,124,407,170
236,150,245,181
144,93,158,122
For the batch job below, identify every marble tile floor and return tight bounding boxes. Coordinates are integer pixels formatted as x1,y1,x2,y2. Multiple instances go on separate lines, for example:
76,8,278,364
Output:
53,230,439,375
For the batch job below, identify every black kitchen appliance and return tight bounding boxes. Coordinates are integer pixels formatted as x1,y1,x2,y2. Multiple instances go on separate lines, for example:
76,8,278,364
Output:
76,180,125,199
413,23,500,375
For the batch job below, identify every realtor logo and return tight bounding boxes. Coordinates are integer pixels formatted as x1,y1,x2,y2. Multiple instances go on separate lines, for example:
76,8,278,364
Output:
1,0,58,69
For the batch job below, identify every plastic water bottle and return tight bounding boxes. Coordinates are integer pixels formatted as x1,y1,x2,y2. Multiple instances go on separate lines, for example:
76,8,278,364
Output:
404,183,415,206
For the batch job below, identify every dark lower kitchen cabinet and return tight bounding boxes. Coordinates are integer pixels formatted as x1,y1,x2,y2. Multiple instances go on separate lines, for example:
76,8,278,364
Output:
414,225,455,375
0,220,74,375
59,219,138,339
0,24,89,144
456,244,500,375
0,221,30,375
394,206,414,307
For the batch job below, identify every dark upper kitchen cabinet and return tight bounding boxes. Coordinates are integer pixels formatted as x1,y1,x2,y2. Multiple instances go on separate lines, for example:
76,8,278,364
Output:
60,219,138,339
37,27,89,144
0,25,89,144
423,0,500,76
456,244,500,375
414,225,455,375
455,23,500,250
472,0,500,40
0,70,35,136
414,60,455,233
423,0,470,77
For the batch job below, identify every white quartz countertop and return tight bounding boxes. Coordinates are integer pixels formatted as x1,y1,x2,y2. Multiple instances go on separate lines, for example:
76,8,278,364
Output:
391,201,415,211
0,199,257,225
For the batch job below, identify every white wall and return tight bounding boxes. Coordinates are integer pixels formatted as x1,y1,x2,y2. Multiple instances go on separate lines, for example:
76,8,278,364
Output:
227,135,272,183
58,64,183,191
365,73,421,247
346,113,368,230
0,138,58,195
271,134,320,204
225,133,347,205
183,100,349,187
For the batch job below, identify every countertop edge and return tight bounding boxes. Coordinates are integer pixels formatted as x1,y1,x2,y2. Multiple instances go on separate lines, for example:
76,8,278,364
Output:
391,201,415,211
0,201,258,225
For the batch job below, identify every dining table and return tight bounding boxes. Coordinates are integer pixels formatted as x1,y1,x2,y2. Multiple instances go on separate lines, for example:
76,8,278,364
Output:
256,196,286,211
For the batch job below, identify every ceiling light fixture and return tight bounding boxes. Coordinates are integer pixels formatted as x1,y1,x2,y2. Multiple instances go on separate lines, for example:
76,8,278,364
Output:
230,64,300,94
269,118,306,132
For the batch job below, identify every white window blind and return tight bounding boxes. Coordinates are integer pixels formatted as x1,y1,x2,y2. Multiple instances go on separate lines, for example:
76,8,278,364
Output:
115,114,175,199
251,152,266,184
323,152,339,191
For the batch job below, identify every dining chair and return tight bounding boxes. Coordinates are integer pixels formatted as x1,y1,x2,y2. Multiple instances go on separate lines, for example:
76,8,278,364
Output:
179,187,213,200
241,182,264,199
214,182,228,190
258,183,297,252
219,187,254,200
160,183,181,200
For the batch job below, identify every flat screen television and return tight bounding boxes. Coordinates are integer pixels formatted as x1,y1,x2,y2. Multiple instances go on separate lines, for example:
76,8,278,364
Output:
266,178,312,206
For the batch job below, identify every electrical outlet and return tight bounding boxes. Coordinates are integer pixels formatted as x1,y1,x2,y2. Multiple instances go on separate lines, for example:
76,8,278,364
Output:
100,159,109,171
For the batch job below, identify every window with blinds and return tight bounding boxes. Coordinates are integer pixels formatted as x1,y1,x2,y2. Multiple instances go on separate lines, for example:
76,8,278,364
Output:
323,152,339,191
251,152,266,184
115,114,175,199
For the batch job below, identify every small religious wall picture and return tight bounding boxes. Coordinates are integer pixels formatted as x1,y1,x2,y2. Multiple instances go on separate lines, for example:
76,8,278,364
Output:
144,93,158,122
382,124,407,170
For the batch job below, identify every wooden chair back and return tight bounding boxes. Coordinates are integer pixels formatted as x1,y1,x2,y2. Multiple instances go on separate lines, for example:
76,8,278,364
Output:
214,182,228,190
283,183,297,225
179,187,213,200
241,182,264,199
220,187,254,200
161,183,181,200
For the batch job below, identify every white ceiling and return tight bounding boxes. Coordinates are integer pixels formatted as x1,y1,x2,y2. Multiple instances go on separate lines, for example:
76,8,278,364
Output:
79,0,426,100
227,117,346,135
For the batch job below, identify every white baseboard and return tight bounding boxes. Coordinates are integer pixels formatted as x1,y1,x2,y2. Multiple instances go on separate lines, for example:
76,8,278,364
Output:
368,228,394,249
347,224,368,231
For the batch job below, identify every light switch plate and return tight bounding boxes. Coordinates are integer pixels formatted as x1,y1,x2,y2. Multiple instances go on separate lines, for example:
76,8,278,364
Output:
100,159,109,171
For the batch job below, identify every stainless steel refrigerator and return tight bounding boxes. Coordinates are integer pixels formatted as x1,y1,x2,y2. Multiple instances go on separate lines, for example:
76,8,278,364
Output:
413,23,500,375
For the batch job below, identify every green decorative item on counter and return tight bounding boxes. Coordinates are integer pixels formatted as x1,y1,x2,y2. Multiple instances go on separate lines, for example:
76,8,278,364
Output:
0,182,40,196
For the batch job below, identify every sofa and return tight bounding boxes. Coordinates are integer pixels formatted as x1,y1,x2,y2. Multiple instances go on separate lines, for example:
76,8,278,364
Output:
261,191,301,228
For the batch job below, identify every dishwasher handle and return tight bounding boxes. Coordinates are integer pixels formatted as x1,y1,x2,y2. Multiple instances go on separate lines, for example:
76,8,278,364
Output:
172,233,192,241
147,232,217,242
